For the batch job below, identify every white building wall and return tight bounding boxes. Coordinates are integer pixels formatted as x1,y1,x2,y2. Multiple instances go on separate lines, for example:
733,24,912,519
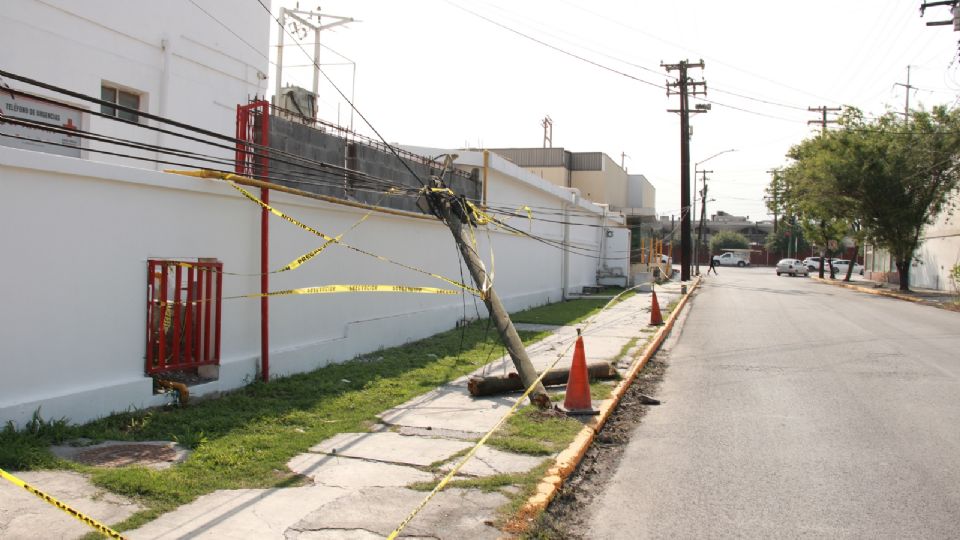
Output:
0,145,625,427
913,190,960,291
0,0,269,169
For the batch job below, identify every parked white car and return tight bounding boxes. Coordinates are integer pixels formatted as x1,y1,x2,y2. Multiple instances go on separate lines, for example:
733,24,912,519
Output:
831,259,864,276
803,256,827,271
776,258,809,277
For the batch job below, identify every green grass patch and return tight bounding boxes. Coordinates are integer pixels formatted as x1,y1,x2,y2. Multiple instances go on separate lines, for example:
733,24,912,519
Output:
1,295,613,532
407,460,553,531
548,380,616,404
510,299,607,326
616,336,640,363
487,406,584,456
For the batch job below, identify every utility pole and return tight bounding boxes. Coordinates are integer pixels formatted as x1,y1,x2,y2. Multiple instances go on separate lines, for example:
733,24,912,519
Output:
274,7,354,104
663,59,707,282
424,156,550,408
766,168,781,234
621,152,629,170
920,1,960,54
542,115,553,148
894,65,915,124
808,105,842,135
695,169,711,274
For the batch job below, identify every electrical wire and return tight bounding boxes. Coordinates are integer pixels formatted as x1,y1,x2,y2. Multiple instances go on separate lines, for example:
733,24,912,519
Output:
254,0,431,189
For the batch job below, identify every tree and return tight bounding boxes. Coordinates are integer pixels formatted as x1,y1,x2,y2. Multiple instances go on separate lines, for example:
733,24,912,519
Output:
764,225,808,258
776,106,960,290
709,230,749,254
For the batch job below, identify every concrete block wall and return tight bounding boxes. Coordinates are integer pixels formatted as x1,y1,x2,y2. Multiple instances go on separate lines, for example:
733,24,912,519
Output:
269,117,480,213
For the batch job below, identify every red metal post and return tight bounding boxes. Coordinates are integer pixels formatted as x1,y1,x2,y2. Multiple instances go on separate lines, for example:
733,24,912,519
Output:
214,261,223,366
259,106,270,382
203,264,212,365
236,100,270,382
184,265,195,366
146,261,156,370
171,263,182,368
157,263,168,371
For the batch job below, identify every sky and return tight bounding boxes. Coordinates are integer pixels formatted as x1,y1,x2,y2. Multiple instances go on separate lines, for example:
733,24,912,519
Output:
266,0,960,222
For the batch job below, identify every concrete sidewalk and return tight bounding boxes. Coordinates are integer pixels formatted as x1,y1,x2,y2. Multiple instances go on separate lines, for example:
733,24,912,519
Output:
1,283,686,540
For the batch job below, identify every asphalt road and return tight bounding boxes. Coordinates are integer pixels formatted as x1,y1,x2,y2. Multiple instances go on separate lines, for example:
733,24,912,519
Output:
585,267,960,539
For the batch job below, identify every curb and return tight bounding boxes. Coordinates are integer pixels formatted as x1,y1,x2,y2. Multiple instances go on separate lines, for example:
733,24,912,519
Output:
810,276,947,307
507,277,702,533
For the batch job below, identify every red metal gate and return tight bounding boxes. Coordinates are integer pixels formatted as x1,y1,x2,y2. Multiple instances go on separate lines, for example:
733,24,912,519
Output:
146,260,222,375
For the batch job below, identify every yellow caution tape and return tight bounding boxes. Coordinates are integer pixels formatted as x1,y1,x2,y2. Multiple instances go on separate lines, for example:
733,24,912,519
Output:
229,284,459,299
519,204,533,230
0,468,127,539
226,181,484,297
164,169,485,297
386,285,642,539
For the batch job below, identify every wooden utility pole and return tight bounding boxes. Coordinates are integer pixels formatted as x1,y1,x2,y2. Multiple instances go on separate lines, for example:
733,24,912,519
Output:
808,105,842,135
663,59,707,282
766,168,781,234
695,169,711,273
426,157,550,408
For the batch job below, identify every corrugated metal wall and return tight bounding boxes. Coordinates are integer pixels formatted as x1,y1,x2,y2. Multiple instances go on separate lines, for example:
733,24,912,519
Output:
570,152,602,171
489,148,570,168
488,148,603,172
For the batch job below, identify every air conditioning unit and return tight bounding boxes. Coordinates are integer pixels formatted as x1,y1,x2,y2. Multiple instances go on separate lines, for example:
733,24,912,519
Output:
276,85,317,123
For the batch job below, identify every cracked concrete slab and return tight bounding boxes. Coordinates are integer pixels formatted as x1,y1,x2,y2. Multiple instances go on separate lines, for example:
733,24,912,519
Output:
308,432,472,467
127,485,347,540
288,453,434,488
0,470,141,540
439,446,549,477
379,383,522,434
287,487,506,539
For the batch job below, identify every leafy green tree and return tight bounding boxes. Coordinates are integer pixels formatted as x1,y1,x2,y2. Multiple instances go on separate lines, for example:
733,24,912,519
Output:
775,106,960,290
764,224,808,258
709,231,749,254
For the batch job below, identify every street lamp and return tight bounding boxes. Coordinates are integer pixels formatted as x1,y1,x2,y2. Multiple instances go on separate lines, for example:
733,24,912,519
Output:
693,149,736,273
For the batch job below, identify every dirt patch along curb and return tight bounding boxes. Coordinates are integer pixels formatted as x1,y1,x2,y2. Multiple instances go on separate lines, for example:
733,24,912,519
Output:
505,278,702,533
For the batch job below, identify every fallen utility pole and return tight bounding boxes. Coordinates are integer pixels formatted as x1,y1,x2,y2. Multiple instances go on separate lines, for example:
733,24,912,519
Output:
425,156,551,408
468,361,617,397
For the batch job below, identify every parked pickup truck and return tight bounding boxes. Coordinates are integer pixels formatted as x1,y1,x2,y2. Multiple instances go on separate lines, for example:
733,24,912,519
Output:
712,251,751,267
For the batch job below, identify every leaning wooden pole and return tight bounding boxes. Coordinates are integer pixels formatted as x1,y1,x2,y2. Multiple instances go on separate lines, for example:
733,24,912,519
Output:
428,160,550,408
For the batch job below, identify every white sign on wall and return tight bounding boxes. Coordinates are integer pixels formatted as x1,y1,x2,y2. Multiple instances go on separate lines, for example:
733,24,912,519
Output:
0,93,82,158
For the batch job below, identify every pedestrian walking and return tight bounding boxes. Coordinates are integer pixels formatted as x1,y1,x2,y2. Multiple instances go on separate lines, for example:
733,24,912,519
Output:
708,256,718,275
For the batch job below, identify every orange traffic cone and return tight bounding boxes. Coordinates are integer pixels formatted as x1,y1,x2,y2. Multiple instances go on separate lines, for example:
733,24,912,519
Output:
649,290,664,326
563,332,595,415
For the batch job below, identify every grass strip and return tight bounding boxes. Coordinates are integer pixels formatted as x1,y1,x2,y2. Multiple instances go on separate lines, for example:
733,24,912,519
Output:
1,296,611,532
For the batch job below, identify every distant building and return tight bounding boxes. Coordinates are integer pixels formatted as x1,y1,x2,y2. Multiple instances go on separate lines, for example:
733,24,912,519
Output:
657,211,774,246
487,148,656,221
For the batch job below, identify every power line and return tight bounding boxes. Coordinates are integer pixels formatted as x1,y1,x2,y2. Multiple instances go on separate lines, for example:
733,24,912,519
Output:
254,0,430,188
445,1,667,92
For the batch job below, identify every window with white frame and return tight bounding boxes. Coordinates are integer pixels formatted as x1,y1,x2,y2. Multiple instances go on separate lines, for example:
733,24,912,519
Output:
100,84,141,123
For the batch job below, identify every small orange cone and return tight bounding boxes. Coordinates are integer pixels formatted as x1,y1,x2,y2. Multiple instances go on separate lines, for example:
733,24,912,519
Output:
563,332,595,414
649,290,664,326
